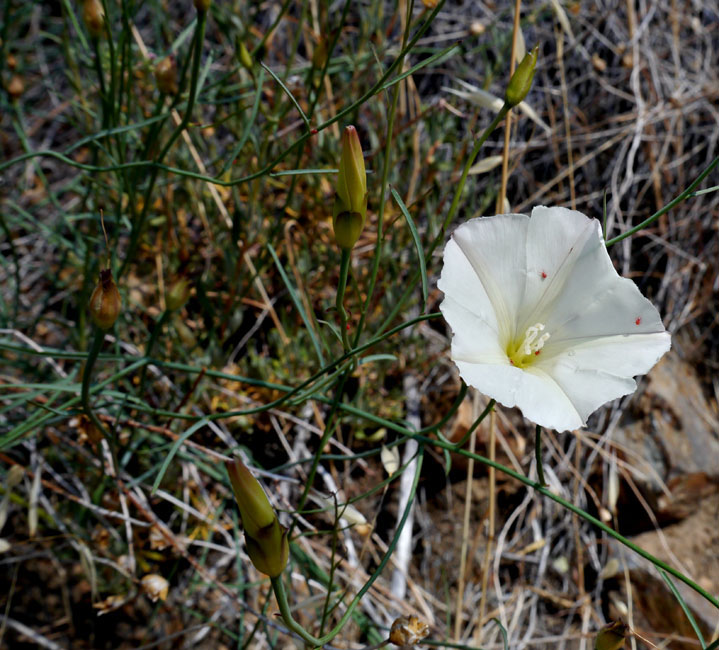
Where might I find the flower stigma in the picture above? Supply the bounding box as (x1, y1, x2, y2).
(507, 323, 550, 368)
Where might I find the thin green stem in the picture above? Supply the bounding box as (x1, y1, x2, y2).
(271, 575, 322, 646)
(336, 249, 351, 353)
(442, 103, 510, 240)
(353, 0, 414, 347)
(119, 9, 207, 278)
(0, 2, 444, 188)
(326, 404, 719, 612)
(450, 399, 495, 449)
(289, 369, 350, 538)
(137, 310, 169, 396)
(92, 39, 109, 129)
(373, 104, 510, 338)
(605, 155, 719, 247)
(534, 424, 546, 487)
(81, 328, 113, 447)
(273, 448, 425, 647)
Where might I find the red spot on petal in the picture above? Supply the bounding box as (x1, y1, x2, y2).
(541, 271, 547, 279)
(509, 359, 514, 365)
(535, 350, 541, 356)
(635, 317, 641, 325)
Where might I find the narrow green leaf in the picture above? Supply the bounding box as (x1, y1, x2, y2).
(151, 417, 210, 495)
(492, 618, 509, 650)
(270, 168, 338, 177)
(260, 61, 310, 129)
(220, 66, 265, 175)
(391, 188, 428, 311)
(267, 243, 325, 365)
(380, 43, 460, 91)
(659, 569, 707, 649)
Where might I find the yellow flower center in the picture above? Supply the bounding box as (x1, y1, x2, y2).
(507, 323, 550, 368)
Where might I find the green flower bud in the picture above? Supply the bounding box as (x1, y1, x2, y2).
(89, 269, 121, 330)
(595, 621, 629, 650)
(336, 126, 367, 215)
(332, 208, 365, 250)
(333, 126, 367, 249)
(244, 520, 289, 578)
(6, 465, 24, 489)
(505, 45, 538, 107)
(238, 41, 253, 73)
(165, 277, 190, 311)
(312, 37, 328, 70)
(226, 458, 288, 577)
(154, 56, 178, 96)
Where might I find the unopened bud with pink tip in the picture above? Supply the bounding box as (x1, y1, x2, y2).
(226, 457, 289, 577)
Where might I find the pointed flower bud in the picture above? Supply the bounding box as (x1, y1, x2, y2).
(89, 269, 121, 330)
(505, 45, 538, 107)
(312, 37, 328, 70)
(154, 56, 178, 96)
(238, 41, 254, 74)
(82, 0, 105, 39)
(333, 126, 367, 249)
(226, 458, 289, 577)
(336, 126, 367, 215)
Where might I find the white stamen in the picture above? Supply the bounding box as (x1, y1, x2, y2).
(522, 323, 550, 355)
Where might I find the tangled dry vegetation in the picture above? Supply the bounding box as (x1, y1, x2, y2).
(1, 0, 718, 648)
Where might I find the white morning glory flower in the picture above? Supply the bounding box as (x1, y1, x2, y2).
(438, 206, 671, 432)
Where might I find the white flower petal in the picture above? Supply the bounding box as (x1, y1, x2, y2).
(450, 215, 530, 342)
(454, 360, 583, 431)
(543, 332, 671, 377)
(443, 297, 507, 363)
(548, 275, 667, 342)
(540, 362, 638, 427)
(438, 237, 499, 333)
(519, 206, 599, 330)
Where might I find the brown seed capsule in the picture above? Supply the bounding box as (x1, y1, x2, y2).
(193, 0, 211, 11)
(389, 615, 430, 647)
(6, 75, 24, 100)
(154, 55, 178, 96)
(595, 620, 629, 650)
(140, 574, 169, 602)
(82, 0, 105, 39)
(89, 269, 122, 330)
